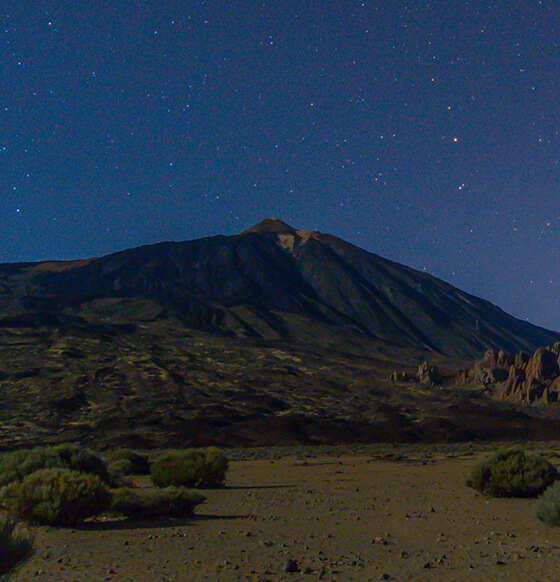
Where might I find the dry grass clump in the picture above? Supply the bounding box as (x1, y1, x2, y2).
(0, 444, 110, 487)
(110, 487, 205, 519)
(0, 518, 32, 578)
(151, 447, 228, 488)
(1, 468, 112, 526)
(466, 447, 557, 498)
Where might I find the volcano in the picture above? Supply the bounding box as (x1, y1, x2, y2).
(2, 218, 556, 359)
(1, 219, 559, 449)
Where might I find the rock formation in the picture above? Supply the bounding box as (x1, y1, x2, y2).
(458, 343, 560, 404)
(390, 362, 442, 386)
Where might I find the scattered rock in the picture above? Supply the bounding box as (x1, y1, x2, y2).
(390, 371, 416, 383)
(282, 559, 300, 573)
(390, 362, 442, 385)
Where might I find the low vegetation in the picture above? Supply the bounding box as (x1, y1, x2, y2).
(0, 444, 215, 528)
(0, 518, 32, 578)
(105, 449, 150, 478)
(466, 447, 558, 497)
(110, 486, 206, 519)
(536, 481, 560, 526)
(151, 447, 228, 488)
(0, 443, 111, 487)
(1, 468, 112, 526)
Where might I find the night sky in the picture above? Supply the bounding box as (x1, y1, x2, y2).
(2, 1, 560, 331)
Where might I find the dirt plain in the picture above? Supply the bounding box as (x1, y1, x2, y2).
(7, 441, 560, 582)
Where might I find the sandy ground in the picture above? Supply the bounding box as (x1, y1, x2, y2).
(9, 444, 560, 582)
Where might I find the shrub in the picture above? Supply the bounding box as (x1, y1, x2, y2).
(202, 447, 229, 487)
(0, 518, 32, 577)
(466, 447, 558, 497)
(52, 443, 111, 482)
(0, 443, 110, 487)
(1, 468, 112, 526)
(151, 447, 228, 488)
(536, 481, 560, 526)
(105, 449, 150, 476)
(110, 487, 205, 519)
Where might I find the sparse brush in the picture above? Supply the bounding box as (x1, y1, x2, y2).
(0, 518, 32, 578)
(1, 468, 112, 526)
(110, 487, 205, 519)
(536, 481, 560, 526)
(151, 447, 228, 488)
(466, 447, 557, 498)
(105, 449, 150, 477)
(0, 443, 111, 487)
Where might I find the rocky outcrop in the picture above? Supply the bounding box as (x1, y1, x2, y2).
(459, 343, 560, 404)
(525, 346, 560, 384)
(501, 364, 525, 401)
(468, 349, 510, 385)
(417, 362, 442, 386)
(390, 362, 442, 386)
(390, 371, 416, 383)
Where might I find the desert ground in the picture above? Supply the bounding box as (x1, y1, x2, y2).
(8, 442, 560, 582)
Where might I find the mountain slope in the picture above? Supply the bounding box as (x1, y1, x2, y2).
(0, 218, 557, 359)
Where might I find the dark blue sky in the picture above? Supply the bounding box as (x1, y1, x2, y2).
(2, 1, 560, 330)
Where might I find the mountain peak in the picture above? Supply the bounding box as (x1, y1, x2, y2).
(241, 218, 297, 235)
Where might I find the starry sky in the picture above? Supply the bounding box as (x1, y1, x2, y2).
(2, 1, 560, 330)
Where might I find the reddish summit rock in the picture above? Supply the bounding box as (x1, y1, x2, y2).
(241, 218, 297, 235)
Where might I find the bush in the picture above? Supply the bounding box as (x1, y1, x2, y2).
(105, 449, 150, 477)
(151, 447, 228, 488)
(466, 447, 558, 497)
(110, 487, 206, 519)
(0, 443, 111, 487)
(536, 481, 560, 526)
(0, 518, 32, 577)
(203, 447, 229, 487)
(1, 468, 112, 526)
